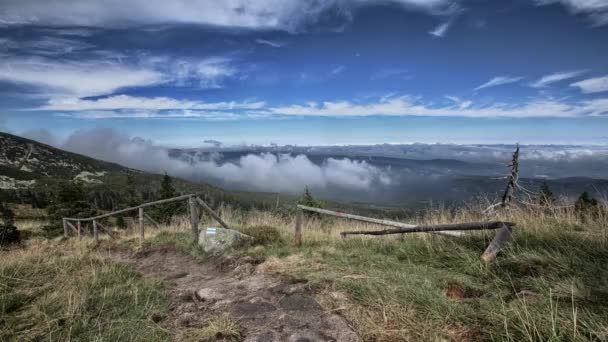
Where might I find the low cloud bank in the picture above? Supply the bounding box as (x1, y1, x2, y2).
(24, 128, 391, 193)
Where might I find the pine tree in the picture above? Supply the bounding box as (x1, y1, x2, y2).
(297, 186, 324, 208)
(0, 199, 19, 246)
(537, 181, 554, 206)
(151, 173, 181, 224)
(43, 181, 97, 237)
(125, 170, 140, 206)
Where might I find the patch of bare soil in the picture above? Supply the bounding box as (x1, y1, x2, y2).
(102, 246, 359, 342)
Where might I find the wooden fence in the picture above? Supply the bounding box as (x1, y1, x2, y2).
(62, 194, 228, 245)
(294, 205, 514, 263)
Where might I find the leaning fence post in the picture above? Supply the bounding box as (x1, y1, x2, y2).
(293, 209, 303, 247)
(139, 207, 144, 245)
(93, 220, 99, 243)
(63, 218, 68, 238)
(77, 220, 81, 239)
(481, 224, 513, 263)
(189, 197, 199, 244)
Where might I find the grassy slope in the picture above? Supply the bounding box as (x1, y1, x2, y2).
(0, 240, 169, 341)
(146, 205, 608, 341)
(4, 204, 608, 341)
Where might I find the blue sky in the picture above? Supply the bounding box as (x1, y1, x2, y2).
(1, 0, 608, 146)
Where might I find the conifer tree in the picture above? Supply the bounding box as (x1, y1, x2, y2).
(297, 186, 324, 208)
(0, 198, 19, 246)
(43, 181, 97, 237)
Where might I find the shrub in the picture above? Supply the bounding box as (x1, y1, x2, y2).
(297, 186, 324, 208)
(240, 225, 283, 245)
(0, 199, 19, 246)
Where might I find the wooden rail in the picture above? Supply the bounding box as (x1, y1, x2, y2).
(63, 193, 228, 245)
(294, 205, 514, 262)
(296, 205, 463, 236)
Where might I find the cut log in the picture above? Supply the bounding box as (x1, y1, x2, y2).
(340, 221, 514, 237)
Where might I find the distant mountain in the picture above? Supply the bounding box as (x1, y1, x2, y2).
(0, 132, 284, 210)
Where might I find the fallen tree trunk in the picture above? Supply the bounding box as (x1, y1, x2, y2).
(340, 221, 514, 237)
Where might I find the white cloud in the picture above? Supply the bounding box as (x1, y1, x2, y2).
(0, 0, 457, 31)
(0, 55, 239, 97)
(429, 21, 451, 37)
(267, 95, 608, 117)
(536, 0, 608, 25)
(34, 128, 391, 193)
(571, 75, 608, 93)
(474, 76, 524, 91)
(530, 70, 586, 88)
(37, 95, 265, 111)
(330, 65, 346, 75)
(0, 58, 164, 97)
(141, 56, 237, 89)
(255, 39, 287, 48)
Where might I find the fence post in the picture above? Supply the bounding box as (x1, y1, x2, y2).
(139, 207, 144, 245)
(93, 220, 99, 243)
(63, 218, 68, 238)
(481, 224, 513, 263)
(77, 220, 81, 239)
(189, 197, 199, 244)
(293, 209, 303, 247)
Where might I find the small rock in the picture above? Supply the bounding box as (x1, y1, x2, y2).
(195, 288, 224, 302)
(233, 263, 255, 279)
(198, 227, 253, 255)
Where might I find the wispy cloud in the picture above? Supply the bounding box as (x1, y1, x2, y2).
(266, 95, 608, 118)
(474, 76, 524, 91)
(429, 21, 451, 37)
(0, 58, 164, 97)
(330, 65, 346, 75)
(529, 70, 586, 88)
(36, 95, 265, 111)
(0, 36, 95, 57)
(0, 0, 458, 32)
(0, 55, 239, 97)
(255, 39, 287, 48)
(536, 0, 608, 26)
(571, 75, 608, 94)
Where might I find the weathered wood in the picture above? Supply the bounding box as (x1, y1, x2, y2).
(293, 209, 303, 246)
(64, 193, 195, 222)
(189, 197, 199, 243)
(77, 220, 81, 239)
(481, 224, 513, 263)
(195, 197, 230, 229)
(340, 221, 514, 237)
(95, 220, 117, 239)
(93, 220, 99, 243)
(143, 212, 160, 228)
(63, 218, 68, 238)
(138, 207, 144, 245)
(65, 220, 78, 233)
(298, 205, 463, 237)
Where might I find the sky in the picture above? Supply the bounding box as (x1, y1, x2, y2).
(1, 0, 608, 146)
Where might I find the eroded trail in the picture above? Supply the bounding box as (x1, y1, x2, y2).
(102, 246, 359, 342)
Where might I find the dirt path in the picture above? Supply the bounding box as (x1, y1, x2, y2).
(103, 246, 359, 342)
